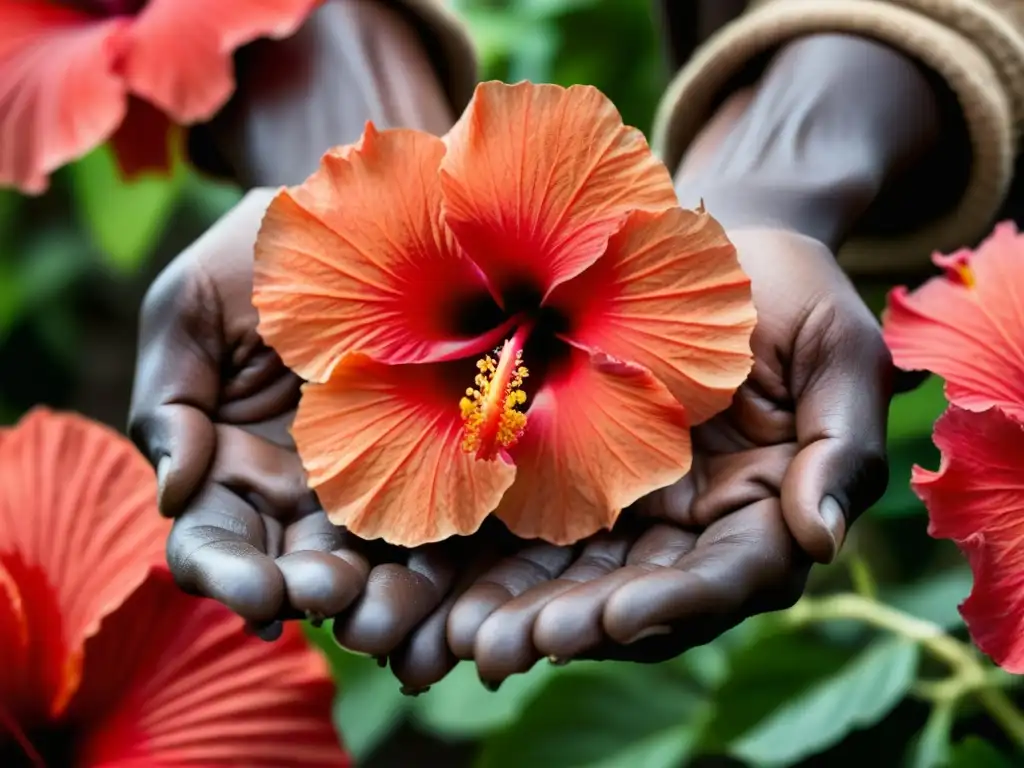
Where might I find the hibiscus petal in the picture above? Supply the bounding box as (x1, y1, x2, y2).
(254, 125, 507, 382)
(0, 409, 168, 718)
(0, 3, 127, 193)
(72, 569, 348, 766)
(440, 81, 678, 301)
(883, 222, 1024, 421)
(293, 354, 517, 546)
(957, 534, 1024, 674)
(912, 406, 1024, 671)
(550, 207, 755, 425)
(496, 348, 691, 545)
(122, 0, 317, 123)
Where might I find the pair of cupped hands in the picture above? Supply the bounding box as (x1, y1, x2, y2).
(129, 186, 896, 693)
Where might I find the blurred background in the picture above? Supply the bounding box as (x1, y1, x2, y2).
(0, 0, 1010, 766)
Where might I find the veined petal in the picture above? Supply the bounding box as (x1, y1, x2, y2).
(550, 207, 755, 425)
(254, 125, 506, 382)
(122, 0, 318, 123)
(73, 569, 349, 766)
(912, 406, 1024, 671)
(440, 81, 678, 301)
(0, 3, 127, 193)
(0, 410, 168, 720)
(958, 535, 1024, 674)
(293, 354, 516, 546)
(883, 222, 1024, 420)
(495, 348, 691, 545)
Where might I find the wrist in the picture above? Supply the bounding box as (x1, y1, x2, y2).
(674, 34, 943, 250)
(194, 0, 454, 188)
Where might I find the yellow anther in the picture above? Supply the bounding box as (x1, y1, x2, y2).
(460, 340, 530, 460)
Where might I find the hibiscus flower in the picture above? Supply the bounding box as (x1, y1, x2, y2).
(883, 222, 1024, 672)
(0, 408, 349, 766)
(253, 80, 756, 548)
(0, 0, 318, 193)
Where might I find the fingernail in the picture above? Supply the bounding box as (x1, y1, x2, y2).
(479, 676, 503, 692)
(547, 655, 570, 667)
(375, 655, 388, 668)
(156, 456, 171, 508)
(400, 685, 431, 697)
(245, 620, 284, 642)
(623, 625, 671, 645)
(818, 496, 845, 562)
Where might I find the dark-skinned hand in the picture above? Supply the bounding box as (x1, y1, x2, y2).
(379, 227, 896, 692)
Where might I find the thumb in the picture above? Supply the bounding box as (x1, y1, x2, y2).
(780, 320, 892, 563)
(128, 260, 220, 517)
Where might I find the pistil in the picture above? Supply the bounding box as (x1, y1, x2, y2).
(460, 323, 532, 460)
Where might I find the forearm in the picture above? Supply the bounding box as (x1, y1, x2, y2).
(674, 34, 948, 250)
(195, 0, 454, 188)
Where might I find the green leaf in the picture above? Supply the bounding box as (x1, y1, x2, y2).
(730, 638, 920, 766)
(0, 227, 91, 340)
(304, 624, 410, 761)
(700, 628, 855, 750)
(69, 143, 183, 273)
(871, 436, 938, 518)
(414, 660, 557, 739)
(0, 188, 21, 245)
(475, 663, 704, 768)
(888, 375, 947, 441)
(885, 567, 973, 630)
(949, 738, 1015, 768)
(905, 701, 955, 768)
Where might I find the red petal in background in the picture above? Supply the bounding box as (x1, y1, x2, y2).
(883, 222, 1024, 421)
(254, 125, 507, 382)
(550, 206, 754, 425)
(122, 0, 318, 123)
(0, 410, 169, 722)
(912, 405, 1024, 671)
(0, 3, 128, 193)
(496, 348, 691, 545)
(440, 81, 678, 302)
(108, 97, 174, 179)
(73, 569, 349, 766)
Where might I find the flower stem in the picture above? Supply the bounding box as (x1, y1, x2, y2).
(785, 593, 1024, 750)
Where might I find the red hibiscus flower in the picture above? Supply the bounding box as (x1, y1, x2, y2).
(253, 81, 756, 548)
(0, 0, 319, 193)
(0, 409, 349, 766)
(883, 222, 1024, 672)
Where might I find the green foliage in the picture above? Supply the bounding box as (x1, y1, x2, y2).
(68, 144, 185, 273)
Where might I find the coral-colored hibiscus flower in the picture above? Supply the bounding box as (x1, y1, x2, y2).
(884, 222, 1024, 672)
(0, 0, 319, 193)
(0, 409, 349, 766)
(253, 81, 756, 548)
(883, 222, 1024, 421)
(911, 406, 1024, 672)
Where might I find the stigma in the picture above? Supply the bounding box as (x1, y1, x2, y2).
(460, 335, 530, 461)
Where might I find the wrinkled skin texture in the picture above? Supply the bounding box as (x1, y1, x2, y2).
(130, 20, 944, 683)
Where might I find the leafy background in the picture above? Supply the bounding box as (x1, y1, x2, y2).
(0, 0, 1019, 766)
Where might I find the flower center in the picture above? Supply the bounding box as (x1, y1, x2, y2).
(460, 324, 532, 461)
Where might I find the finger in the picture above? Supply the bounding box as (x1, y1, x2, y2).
(333, 543, 457, 657)
(389, 550, 501, 692)
(446, 543, 574, 660)
(166, 483, 286, 623)
(276, 517, 371, 620)
(472, 530, 638, 684)
(603, 501, 808, 648)
(782, 320, 891, 563)
(532, 524, 698, 661)
(129, 256, 221, 517)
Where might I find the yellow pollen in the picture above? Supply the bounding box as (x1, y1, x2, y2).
(460, 342, 530, 460)
(955, 263, 976, 289)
